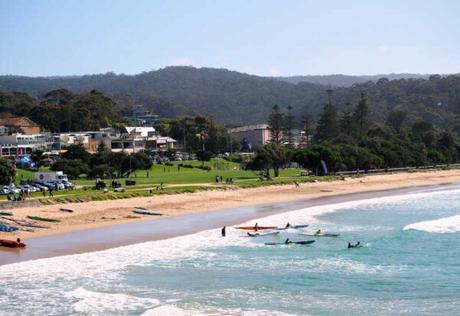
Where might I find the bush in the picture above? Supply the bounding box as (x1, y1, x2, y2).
(223, 154, 242, 163)
(196, 165, 211, 171)
(178, 163, 194, 168)
(0, 158, 15, 185)
(51, 158, 89, 179)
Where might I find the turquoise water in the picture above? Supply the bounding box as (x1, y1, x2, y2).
(1, 188, 460, 315)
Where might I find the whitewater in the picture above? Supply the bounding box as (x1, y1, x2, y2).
(1, 187, 460, 315)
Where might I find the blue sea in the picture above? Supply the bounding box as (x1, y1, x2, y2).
(1, 187, 460, 315)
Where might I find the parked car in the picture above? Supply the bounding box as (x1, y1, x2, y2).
(36, 181, 56, 190)
(61, 181, 74, 189)
(50, 181, 65, 190)
(7, 185, 20, 194)
(0, 186, 10, 195)
(33, 183, 49, 192)
(20, 185, 37, 193)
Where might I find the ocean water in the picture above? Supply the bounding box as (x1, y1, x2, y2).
(1, 188, 460, 315)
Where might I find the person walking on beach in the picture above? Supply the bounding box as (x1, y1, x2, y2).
(221, 226, 226, 237)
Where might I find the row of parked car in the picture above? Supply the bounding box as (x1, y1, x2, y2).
(0, 180, 74, 195)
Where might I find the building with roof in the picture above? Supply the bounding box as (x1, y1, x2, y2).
(0, 117, 41, 135)
(126, 109, 159, 126)
(0, 133, 51, 157)
(125, 126, 156, 137)
(229, 124, 271, 151)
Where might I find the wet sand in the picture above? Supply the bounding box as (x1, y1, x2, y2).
(1, 180, 459, 265)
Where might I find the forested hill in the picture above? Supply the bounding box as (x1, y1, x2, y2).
(276, 73, 431, 87)
(1, 67, 460, 129)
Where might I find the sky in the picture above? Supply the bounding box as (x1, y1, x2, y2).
(1, 0, 459, 77)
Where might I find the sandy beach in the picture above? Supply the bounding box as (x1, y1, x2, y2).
(2, 169, 460, 242)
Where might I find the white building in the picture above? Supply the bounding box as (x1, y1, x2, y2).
(0, 133, 51, 157)
(125, 127, 156, 137)
(229, 124, 271, 151)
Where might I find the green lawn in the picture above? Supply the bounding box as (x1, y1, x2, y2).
(72, 159, 303, 186)
(5, 158, 320, 203)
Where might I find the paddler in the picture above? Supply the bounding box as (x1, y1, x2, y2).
(284, 238, 291, 244)
(315, 229, 321, 235)
(221, 226, 226, 237)
(348, 242, 352, 248)
(254, 222, 259, 231)
(285, 222, 291, 228)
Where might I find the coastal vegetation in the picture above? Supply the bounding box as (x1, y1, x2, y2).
(1, 67, 460, 128)
(247, 93, 459, 175)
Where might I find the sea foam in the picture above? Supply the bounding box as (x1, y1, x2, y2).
(403, 215, 460, 233)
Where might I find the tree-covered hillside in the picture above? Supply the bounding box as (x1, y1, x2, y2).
(1, 67, 460, 130)
(276, 73, 431, 87)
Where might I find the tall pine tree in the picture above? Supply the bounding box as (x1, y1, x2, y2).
(352, 93, 369, 138)
(268, 105, 285, 145)
(314, 92, 339, 143)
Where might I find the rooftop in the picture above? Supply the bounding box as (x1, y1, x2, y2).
(229, 124, 269, 133)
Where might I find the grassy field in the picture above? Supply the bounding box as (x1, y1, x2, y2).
(4, 159, 331, 204)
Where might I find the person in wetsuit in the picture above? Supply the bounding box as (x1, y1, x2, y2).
(221, 226, 226, 237)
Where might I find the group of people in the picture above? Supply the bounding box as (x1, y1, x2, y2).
(215, 175, 234, 184)
(149, 182, 164, 193)
(348, 241, 362, 248)
(7, 189, 31, 201)
(222, 223, 364, 250)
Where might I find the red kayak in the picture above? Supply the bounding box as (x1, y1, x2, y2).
(0, 239, 26, 248)
(235, 226, 276, 231)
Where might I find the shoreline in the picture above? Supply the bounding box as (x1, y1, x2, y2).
(2, 169, 460, 241)
(1, 170, 460, 264)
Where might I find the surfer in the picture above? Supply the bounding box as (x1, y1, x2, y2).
(285, 222, 291, 228)
(315, 229, 321, 235)
(284, 238, 291, 244)
(221, 226, 226, 237)
(254, 222, 259, 231)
